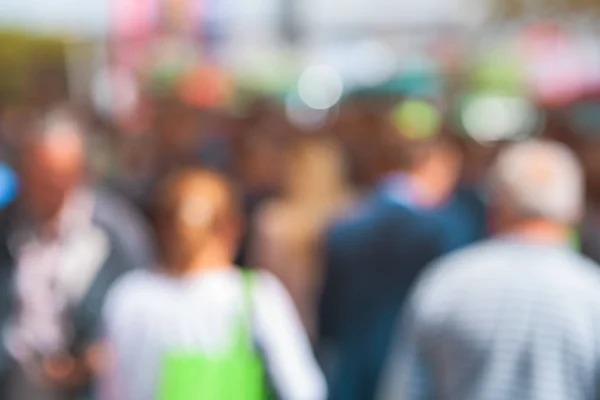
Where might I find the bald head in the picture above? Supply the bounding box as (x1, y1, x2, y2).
(19, 111, 87, 221)
(491, 140, 583, 225)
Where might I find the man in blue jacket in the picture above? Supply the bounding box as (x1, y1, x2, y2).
(319, 101, 485, 400)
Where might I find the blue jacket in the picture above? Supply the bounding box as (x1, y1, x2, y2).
(319, 184, 485, 400)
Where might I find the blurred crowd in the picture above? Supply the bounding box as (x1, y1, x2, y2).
(3, 38, 600, 399)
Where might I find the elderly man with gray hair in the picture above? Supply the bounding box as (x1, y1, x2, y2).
(0, 109, 150, 399)
(378, 140, 600, 400)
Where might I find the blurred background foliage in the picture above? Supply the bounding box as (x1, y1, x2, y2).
(0, 30, 68, 107)
(492, 0, 600, 20)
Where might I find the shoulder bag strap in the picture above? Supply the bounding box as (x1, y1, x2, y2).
(239, 270, 257, 348)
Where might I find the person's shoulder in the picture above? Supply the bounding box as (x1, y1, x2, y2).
(413, 240, 600, 301)
(92, 185, 127, 214)
(92, 185, 148, 227)
(326, 194, 378, 236)
(431, 239, 502, 267)
(409, 240, 502, 297)
(104, 270, 160, 318)
(248, 269, 284, 292)
(556, 250, 600, 291)
(107, 269, 152, 297)
(245, 269, 290, 304)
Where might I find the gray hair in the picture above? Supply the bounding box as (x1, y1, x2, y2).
(18, 106, 89, 173)
(40, 107, 85, 142)
(491, 140, 584, 224)
(23, 106, 86, 151)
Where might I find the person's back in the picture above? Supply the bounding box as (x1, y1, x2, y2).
(320, 194, 445, 343)
(319, 102, 480, 400)
(386, 238, 600, 400)
(321, 197, 447, 400)
(319, 102, 463, 348)
(104, 267, 324, 400)
(100, 169, 326, 400)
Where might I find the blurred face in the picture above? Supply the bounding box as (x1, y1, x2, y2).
(20, 143, 84, 221)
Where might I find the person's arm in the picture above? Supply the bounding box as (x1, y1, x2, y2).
(254, 272, 327, 400)
(377, 298, 433, 400)
(41, 343, 108, 391)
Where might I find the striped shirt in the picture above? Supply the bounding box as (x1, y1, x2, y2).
(378, 237, 600, 400)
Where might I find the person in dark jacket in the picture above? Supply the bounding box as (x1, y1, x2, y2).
(0, 111, 138, 399)
(318, 101, 484, 400)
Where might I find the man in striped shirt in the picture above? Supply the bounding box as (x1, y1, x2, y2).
(379, 140, 600, 400)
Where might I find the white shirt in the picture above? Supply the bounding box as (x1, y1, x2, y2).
(5, 189, 101, 363)
(101, 268, 327, 400)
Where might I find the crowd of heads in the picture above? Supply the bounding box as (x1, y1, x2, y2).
(0, 55, 598, 399)
(2, 90, 595, 249)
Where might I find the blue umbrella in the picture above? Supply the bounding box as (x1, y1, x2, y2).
(0, 164, 18, 209)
